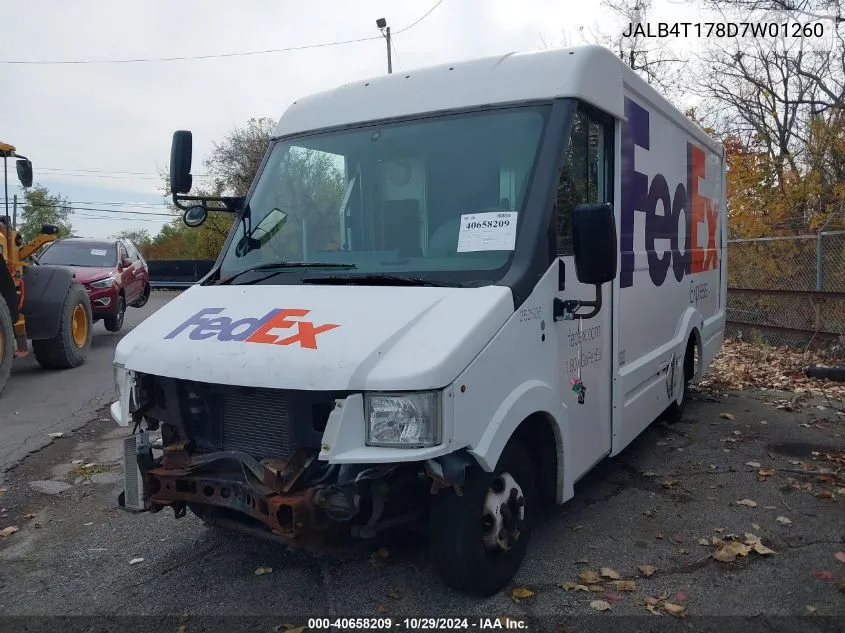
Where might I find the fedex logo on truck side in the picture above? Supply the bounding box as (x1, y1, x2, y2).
(620, 97, 721, 289)
(165, 308, 339, 349)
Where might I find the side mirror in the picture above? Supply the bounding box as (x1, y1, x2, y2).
(40, 224, 59, 235)
(183, 205, 208, 228)
(572, 202, 617, 285)
(16, 159, 33, 188)
(170, 130, 193, 194)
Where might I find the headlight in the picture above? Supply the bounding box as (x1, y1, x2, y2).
(90, 274, 116, 289)
(114, 363, 128, 401)
(365, 392, 442, 448)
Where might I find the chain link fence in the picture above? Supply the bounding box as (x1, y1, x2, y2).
(726, 231, 845, 357)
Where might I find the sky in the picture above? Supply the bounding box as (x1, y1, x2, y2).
(1, 0, 709, 241)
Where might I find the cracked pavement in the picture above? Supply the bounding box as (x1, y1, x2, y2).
(0, 381, 843, 627)
(0, 292, 177, 479)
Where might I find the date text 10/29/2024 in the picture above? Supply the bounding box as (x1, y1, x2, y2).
(307, 617, 528, 630)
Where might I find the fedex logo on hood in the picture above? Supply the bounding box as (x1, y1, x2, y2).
(165, 308, 339, 349)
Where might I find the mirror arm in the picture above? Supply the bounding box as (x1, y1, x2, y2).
(552, 284, 602, 321)
(172, 193, 244, 213)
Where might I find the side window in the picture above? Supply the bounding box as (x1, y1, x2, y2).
(118, 244, 129, 263)
(555, 109, 612, 255)
(126, 241, 140, 262)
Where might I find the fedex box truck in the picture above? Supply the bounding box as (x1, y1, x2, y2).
(112, 45, 726, 596)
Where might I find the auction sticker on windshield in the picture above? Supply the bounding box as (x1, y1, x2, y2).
(457, 212, 518, 252)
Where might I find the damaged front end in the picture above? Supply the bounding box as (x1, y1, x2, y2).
(117, 373, 464, 545)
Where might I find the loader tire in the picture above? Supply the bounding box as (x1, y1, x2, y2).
(0, 297, 13, 395)
(32, 283, 92, 370)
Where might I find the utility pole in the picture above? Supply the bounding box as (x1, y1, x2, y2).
(376, 18, 392, 74)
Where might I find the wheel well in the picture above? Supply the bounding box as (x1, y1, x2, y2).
(511, 412, 558, 507)
(686, 329, 701, 379)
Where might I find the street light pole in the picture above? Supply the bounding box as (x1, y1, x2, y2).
(376, 18, 392, 74)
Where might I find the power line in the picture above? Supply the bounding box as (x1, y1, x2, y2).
(2, 198, 170, 208)
(0, 0, 445, 66)
(36, 166, 209, 176)
(3, 200, 174, 217)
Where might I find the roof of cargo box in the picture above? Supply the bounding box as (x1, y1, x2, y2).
(273, 45, 722, 155)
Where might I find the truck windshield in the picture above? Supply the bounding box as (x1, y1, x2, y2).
(219, 105, 550, 285)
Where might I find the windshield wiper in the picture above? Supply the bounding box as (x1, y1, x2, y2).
(300, 273, 457, 287)
(218, 261, 357, 285)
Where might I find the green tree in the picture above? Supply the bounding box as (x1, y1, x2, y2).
(111, 229, 151, 248)
(19, 185, 72, 242)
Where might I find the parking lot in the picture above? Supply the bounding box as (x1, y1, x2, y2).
(0, 292, 843, 630)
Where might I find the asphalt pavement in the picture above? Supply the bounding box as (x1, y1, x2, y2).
(0, 387, 842, 629)
(0, 292, 176, 478)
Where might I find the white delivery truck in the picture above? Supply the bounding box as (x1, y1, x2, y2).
(112, 44, 726, 596)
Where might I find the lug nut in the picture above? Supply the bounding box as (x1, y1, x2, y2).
(491, 476, 505, 494)
(482, 514, 495, 532)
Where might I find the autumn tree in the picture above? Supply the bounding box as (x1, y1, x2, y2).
(18, 185, 72, 242)
(111, 229, 151, 248)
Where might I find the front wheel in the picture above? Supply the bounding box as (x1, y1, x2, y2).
(104, 294, 126, 332)
(428, 442, 536, 596)
(32, 283, 92, 369)
(662, 342, 695, 424)
(132, 283, 150, 308)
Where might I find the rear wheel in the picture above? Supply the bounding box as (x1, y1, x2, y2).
(0, 297, 14, 395)
(104, 294, 126, 332)
(32, 283, 92, 369)
(132, 283, 150, 308)
(663, 340, 695, 424)
(428, 441, 536, 596)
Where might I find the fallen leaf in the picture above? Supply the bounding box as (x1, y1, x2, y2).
(645, 596, 661, 606)
(388, 589, 402, 600)
(732, 430, 742, 436)
(590, 600, 611, 611)
(737, 498, 757, 507)
(613, 580, 637, 592)
(764, 505, 777, 510)
(698, 538, 709, 546)
(0, 526, 19, 538)
(511, 587, 534, 600)
(176, 626, 186, 633)
(71, 460, 83, 465)
(558, 581, 588, 592)
(589, 584, 605, 592)
(776, 516, 792, 525)
(573, 558, 588, 564)
(579, 570, 601, 584)
(713, 527, 725, 533)
(129, 557, 144, 565)
(752, 523, 761, 531)
(645, 604, 661, 615)
(712, 541, 751, 562)
(745, 461, 762, 468)
(838, 579, 845, 593)
(638, 564, 656, 577)
(815, 491, 834, 500)
(805, 606, 817, 615)
(663, 602, 687, 617)
(24, 513, 36, 520)
(600, 567, 622, 580)
(274, 626, 304, 633)
(661, 479, 678, 489)
(47, 432, 64, 438)
(655, 533, 664, 540)
(642, 471, 657, 477)
(676, 591, 687, 602)
(758, 469, 776, 477)
(604, 592, 624, 604)
(643, 510, 654, 517)
(835, 551, 845, 564)
(254, 566, 272, 575)
(720, 413, 735, 420)
(813, 571, 833, 581)
(376, 604, 388, 614)
(752, 542, 776, 555)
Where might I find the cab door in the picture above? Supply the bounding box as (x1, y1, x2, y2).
(553, 106, 616, 483)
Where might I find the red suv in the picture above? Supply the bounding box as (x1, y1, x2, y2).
(37, 237, 151, 332)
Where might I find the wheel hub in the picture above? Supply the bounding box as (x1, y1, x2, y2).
(481, 472, 525, 552)
(71, 304, 88, 349)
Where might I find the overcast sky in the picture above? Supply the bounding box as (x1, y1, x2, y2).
(1, 0, 707, 241)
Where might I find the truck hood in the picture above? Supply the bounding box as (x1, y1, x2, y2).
(53, 266, 115, 283)
(115, 283, 514, 391)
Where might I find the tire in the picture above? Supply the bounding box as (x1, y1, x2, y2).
(0, 297, 14, 395)
(428, 441, 536, 596)
(104, 294, 126, 332)
(132, 283, 150, 308)
(663, 342, 695, 424)
(32, 282, 92, 370)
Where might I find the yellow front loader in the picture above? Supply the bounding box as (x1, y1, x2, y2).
(1, 141, 93, 396)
